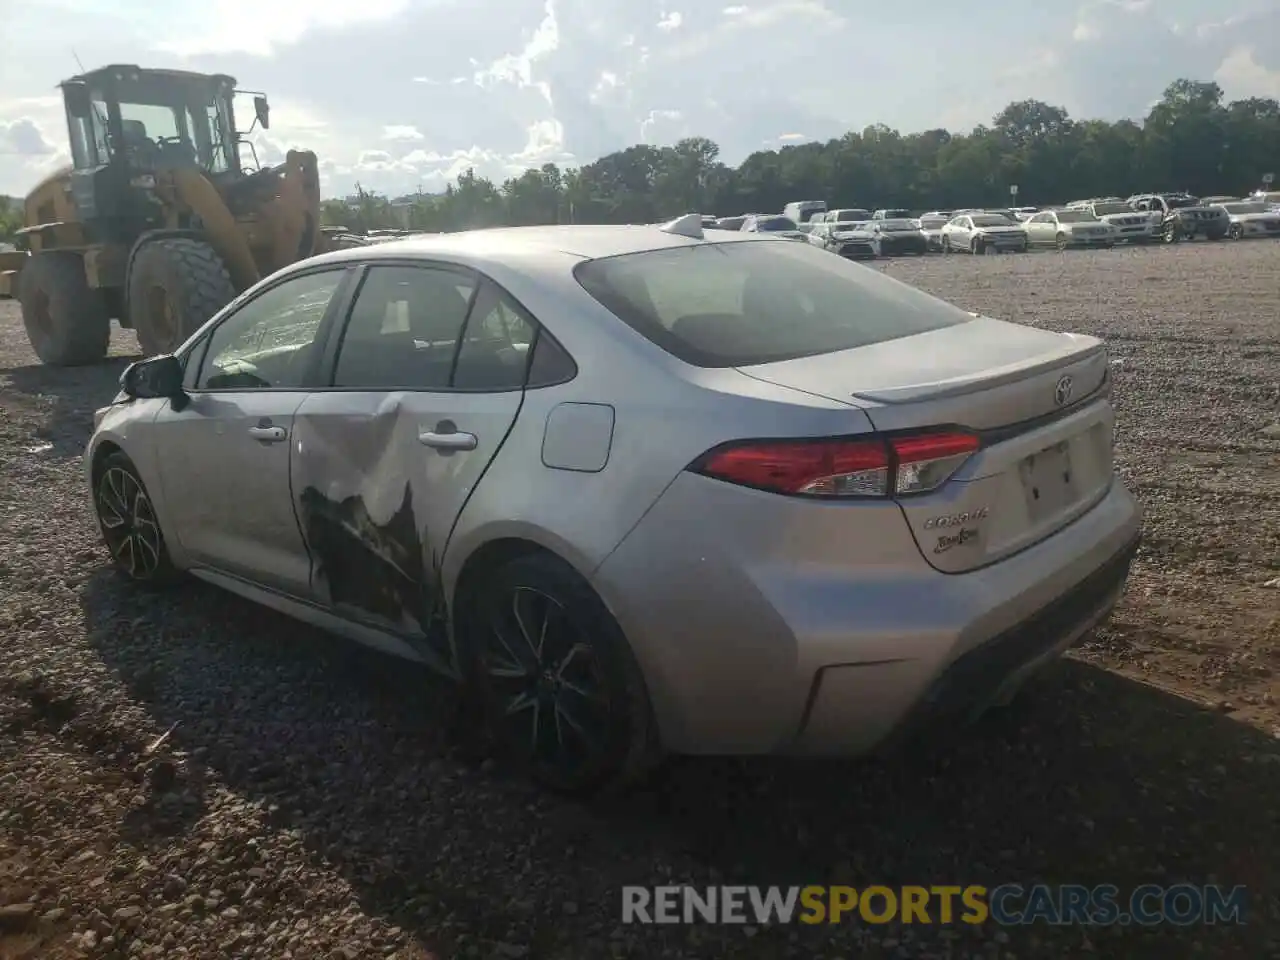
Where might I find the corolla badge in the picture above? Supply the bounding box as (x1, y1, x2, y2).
(1054, 375, 1074, 407)
(923, 507, 989, 530)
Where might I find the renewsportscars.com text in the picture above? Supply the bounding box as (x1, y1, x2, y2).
(621, 884, 1247, 926)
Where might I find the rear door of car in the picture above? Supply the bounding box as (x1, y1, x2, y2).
(287, 261, 552, 673)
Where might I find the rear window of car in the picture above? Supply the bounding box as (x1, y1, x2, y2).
(573, 239, 975, 368)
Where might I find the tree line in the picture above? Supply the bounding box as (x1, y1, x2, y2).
(0, 197, 22, 243)
(321, 79, 1280, 235)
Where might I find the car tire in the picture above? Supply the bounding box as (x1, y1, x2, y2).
(941, 236, 951, 253)
(1229, 224, 1243, 239)
(93, 450, 182, 587)
(970, 237, 983, 255)
(454, 551, 663, 795)
(1055, 232, 1069, 251)
(1163, 223, 1180, 243)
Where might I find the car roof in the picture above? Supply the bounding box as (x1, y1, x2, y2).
(299, 223, 765, 273)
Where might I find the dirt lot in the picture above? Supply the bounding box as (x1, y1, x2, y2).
(1, 241, 1278, 960)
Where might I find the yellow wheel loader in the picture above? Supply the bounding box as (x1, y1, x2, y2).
(0, 64, 362, 366)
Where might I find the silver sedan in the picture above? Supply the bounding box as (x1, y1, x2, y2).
(87, 218, 1142, 793)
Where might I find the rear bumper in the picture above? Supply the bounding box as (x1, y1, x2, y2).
(593, 473, 1142, 756)
(824, 532, 1138, 754)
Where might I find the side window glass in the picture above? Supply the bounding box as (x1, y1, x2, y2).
(333, 265, 476, 389)
(526, 331, 577, 387)
(197, 270, 343, 390)
(452, 280, 539, 391)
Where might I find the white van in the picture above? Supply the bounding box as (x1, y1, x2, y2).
(783, 200, 828, 232)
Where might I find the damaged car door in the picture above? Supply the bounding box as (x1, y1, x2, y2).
(153, 267, 350, 595)
(289, 262, 531, 673)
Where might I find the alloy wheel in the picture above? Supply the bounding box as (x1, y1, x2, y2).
(96, 466, 164, 578)
(478, 586, 612, 778)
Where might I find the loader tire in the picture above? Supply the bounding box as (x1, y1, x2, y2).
(19, 252, 110, 366)
(128, 237, 237, 356)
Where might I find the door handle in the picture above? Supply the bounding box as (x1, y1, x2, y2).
(419, 429, 477, 451)
(248, 426, 287, 442)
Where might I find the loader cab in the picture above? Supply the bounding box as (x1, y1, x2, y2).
(61, 65, 252, 240)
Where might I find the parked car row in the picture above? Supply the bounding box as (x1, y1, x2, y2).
(695, 188, 1280, 261)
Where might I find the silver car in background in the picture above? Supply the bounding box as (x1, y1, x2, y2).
(917, 215, 950, 251)
(87, 219, 1140, 794)
(808, 216, 877, 259)
(1217, 200, 1280, 239)
(1023, 209, 1117, 250)
(742, 214, 808, 241)
(940, 213, 1029, 253)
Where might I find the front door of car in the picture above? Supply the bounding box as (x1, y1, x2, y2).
(1026, 213, 1049, 244)
(288, 263, 540, 674)
(152, 266, 353, 596)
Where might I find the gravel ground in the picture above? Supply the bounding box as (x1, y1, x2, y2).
(1, 241, 1278, 960)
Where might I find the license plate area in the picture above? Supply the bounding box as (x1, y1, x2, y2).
(1019, 441, 1078, 523)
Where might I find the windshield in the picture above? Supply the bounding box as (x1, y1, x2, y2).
(971, 215, 1014, 227)
(1056, 211, 1100, 223)
(91, 78, 237, 175)
(878, 219, 917, 231)
(831, 210, 870, 222)
(1223, 202, 1269, 214)
(1164, 196, 1199, 209)
(718, 217, 746, 230)
(831, 222, 867, 231)
(1091, 202, 1131, 215)
(756, 216, 797, 231)
(574, 240, 974, 368)
(919, 217, 947, 228)
(879, 210, 910, 219)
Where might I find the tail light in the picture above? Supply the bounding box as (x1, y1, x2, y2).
(689, 431, 980, 498)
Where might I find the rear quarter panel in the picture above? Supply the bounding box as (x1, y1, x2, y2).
(440, 260, 877, 597)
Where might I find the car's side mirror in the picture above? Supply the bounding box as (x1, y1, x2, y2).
(121, 354, 185, 401)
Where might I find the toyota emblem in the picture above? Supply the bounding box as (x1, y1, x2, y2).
(1054, 375, 1074, 407)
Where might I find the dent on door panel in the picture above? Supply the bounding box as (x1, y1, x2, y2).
(291, 394, 445, 642)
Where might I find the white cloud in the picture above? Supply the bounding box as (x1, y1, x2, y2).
(473, 0, 560, 93)
(657, 11, 683, 30)
(723, 5, 748, 14)
(383, 125, 425, 142)
(152, 0, 411, 56)
(1214, 46, 1280, 99)
(0, 118, 56, 156)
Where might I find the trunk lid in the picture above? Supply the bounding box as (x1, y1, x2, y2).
(738, 316, 1115, 572)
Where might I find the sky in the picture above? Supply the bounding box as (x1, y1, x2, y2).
(2, 0, 1279, 200)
